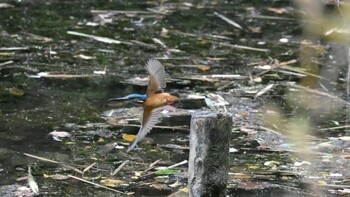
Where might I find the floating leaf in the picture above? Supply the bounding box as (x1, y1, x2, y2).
(49, 131, 71, 138)
(0, 52, 14, 56)
(264, 160, 280, 166)
(266, 73, 280, 78)
(248, 165, 260, 169)
(8, 88, 24, 96)
(154, 176, 169, 183)
(169, 180, 180, 188)
(179, 188, 189, 193)
(123, 134, 137, 142)
(100, 179, 127, 187)
(197, 65, 210, 71)
(232, 174, 252, 179)
(150, 183, 168, 190)
(317, 180, 327, 185)
(28, 167, 39, 194)
(75, 54, 96, 60)
(155, 169, 181, 175)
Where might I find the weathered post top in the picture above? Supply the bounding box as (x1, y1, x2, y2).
(188, 111, 232, 197)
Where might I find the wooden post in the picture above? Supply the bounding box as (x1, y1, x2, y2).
(188, 111, 232, 197)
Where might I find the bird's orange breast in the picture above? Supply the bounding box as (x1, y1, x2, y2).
(143, 93, 179, 109)
(143, 93, 168, 108)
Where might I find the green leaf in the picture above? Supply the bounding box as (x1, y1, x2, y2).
(154, 169, 181, 175)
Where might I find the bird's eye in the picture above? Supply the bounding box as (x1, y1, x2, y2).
(155, 90, 163, 94)
(166, 97, 174, 104)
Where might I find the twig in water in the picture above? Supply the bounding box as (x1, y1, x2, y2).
(144, 159, 162, 173)
(67, 31, 132, 45)
(0, 60, 14, 67)
(220, 42, 269, 52)
(111, 160, 129, 176)
(83, 162, 97, 174)
(318, 124, 350, 131)
(259, 126, 283, 136)
(246, 15, 297, 21)
(279, 65, 328, 80)
(213, 12, 242, 29)
(68, 175, 127, 195)
(130, 40, 157, 49)
(24, 153, 83, 174)
(0, 47, 30, 51)
(91, 10, 151, 15)
(289, 83, 350, 106)
(254, 84, 274, 99)
(143, 160, 188, 177)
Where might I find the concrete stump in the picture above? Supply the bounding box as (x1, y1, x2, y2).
(188, 111, 232, 197)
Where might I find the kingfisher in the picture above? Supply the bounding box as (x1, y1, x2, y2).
(109, 59, 180, 152)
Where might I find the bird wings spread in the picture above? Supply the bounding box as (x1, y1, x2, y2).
(127, 107, 162, 152)
(146, 59, 166, 95)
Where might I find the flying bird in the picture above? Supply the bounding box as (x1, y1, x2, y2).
(109, 59, 179, 152)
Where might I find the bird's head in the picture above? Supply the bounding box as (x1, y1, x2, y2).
(166, 91, 180, 105)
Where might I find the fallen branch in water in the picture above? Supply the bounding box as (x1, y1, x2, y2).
(111, 160, 129, 176)
(213, 12, 243, 29)
(220, 42, 269, 52)
(318, 125, 350, 131)
(68, 175, 127, 194)
(289, 83, 350, 106)
(24, 153, 83, 174)
(67, 31, 132, 45)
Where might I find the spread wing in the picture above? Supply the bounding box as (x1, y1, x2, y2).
(127, 108, 162, 152)
(146, 59, 166, 96)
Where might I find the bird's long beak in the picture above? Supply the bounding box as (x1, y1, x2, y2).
(170, 91, 180, 99)
(167, 91, 180, 104)
(108, 96, 129, 102)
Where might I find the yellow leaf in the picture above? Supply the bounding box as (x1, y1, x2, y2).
(102, 183, 116, 187)
(169, 180, 180, 188)
(123, 134, 137, 142)
(97, 138, 104, 143)
(317, 180, 327, 185)
(248, 165, 260, 169)
(232, 175, 252, 179)
(198, 65, 210, 71)
(100, 179, 127, 187)
(0, 52, 14, 56)
(89, 156, 98, 160)
(179, 188, 189, 193)
(8, 88, 24, 96)
(65, 141, 76, 145)
(150, 183, 167, 190)
(127, 192, 135, 196)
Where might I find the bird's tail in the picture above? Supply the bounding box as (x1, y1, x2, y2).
(126, 139, 138, 152)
